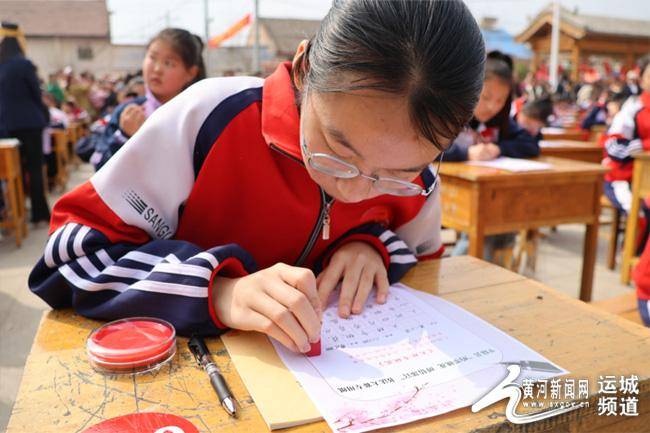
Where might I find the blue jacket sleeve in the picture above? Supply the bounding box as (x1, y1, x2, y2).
(498, 118, 540, 159)
(581, 106, 607, 130)
(314, 223, 418, 284)
(442, 141, 470, 162)
(28, 223, 257, 336)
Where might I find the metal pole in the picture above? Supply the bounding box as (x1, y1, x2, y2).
(204, 0, 210, 76)
(549, 1, 560, 91)
(204, 0, 210, 43)
(253, 0, 260, 73)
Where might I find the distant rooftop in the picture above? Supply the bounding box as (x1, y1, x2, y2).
(0, 0, 110, 38)
(258, 17, 321, 55)
(517, 4, 650, 41)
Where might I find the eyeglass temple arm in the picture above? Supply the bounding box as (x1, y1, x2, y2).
(421, 152, 444, 196)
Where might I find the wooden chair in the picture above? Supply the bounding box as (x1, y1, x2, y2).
(621, 153, 650, 284)
(66, 124, 77, 155)
(67, 122, 85, 167)
(50, 129, 69, 191)
(0, 139, 28, 246)
(492, 246, 515, 271)
(513, 229, 539, 274)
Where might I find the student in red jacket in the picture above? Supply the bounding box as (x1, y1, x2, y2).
(28, 0, 486, 353)
(624, 55, 650, 326)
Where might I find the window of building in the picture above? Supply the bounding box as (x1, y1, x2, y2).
(78, 46, 93, 60)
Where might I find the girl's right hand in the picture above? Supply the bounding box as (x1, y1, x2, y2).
(468, 143, 500, 161)
(212, 263, 322, 353)
(468, 143, 490, 161)
(119, 104, 146, 137)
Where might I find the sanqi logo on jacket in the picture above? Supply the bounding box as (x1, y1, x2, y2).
(122, 190, 173, 239)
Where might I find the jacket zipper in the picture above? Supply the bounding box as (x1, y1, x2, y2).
(269, 144, 335, 266)
(295, 189, 334, 266)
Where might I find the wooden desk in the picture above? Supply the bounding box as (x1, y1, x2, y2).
(540, 140, 603, 164)
(440, 157, 607, 301)
(6, 256, 650, 433)
(542, 127, 589, 142)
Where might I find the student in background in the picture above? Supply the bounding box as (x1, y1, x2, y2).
(625, 69, 641, 97)
(66, 72, 95, 119)
(43, 92, 68, 129)
(580, 84, 608, 130)
(602, 56, 650, 213)
(604, 92, 627, 125)
(580, 91, 628, 131)
(603, 55, 650, 274)
(445, 51, 540, 162)
(548, 93, 579, 128)
(448, 52, 540, 261)
(61, 99, 89, 124)
(28, 0, 486, 353)
(46, 72, 65, 106)
(517, 98, 553, 138)
(91, 28, 205, 170)
(42, 92, 68, 188)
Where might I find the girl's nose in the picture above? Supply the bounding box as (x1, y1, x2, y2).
(337, 177, 373, 203)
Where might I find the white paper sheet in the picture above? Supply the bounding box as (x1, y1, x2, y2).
(541, 127, 567, 134)
(272, 284, 568, 433)
(465, 157, 553, 172)
(539, 140, 568, 148)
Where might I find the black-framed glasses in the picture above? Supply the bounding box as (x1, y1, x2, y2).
(301, 135, 443, 197)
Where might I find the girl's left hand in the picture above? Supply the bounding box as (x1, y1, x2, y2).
(317, 241, 390, 318)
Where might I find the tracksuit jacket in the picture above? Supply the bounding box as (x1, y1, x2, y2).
(28, 63, 444, 336)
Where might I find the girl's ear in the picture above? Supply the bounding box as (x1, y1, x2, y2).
(291, 39, 309, 92)
(186, 65, 199, 84)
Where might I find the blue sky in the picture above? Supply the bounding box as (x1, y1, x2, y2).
(107, 0, 650, 46)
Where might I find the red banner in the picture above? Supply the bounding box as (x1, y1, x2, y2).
(208, 13, 252, 48)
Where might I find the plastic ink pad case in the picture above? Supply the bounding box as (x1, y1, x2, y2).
(86, 317, 176, 374)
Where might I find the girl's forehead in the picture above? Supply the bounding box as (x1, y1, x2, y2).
(311, 90, 413, 137)
(308, 90, 439, 163)
(148, 39, 180, 58)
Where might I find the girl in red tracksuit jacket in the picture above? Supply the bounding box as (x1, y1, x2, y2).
(619, 55, 650, 326)
(28, 0, 486, 354)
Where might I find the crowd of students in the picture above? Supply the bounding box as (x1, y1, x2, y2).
(1, 1, 650, 351)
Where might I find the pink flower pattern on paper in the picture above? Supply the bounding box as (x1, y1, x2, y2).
(332, 383, 459, 432)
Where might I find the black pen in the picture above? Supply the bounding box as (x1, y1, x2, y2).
(188, 336, 237, 417)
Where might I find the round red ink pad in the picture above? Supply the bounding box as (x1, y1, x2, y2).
(81, 412, 199, 433)
(86, 317, 176, 374)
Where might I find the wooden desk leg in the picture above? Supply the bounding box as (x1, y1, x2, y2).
(7, 177, 21, 247)
(468, 230, 485, 259)
(17, 175, 27, 239)
(607, 208, 621, 270)
(580, 222, 599, 301)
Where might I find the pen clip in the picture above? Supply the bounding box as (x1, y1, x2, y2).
(188, 335, 209, 367)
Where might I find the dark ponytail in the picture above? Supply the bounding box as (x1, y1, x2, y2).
(148, 28, 206, 86)
(482, 50, 514, 135)
(297, 0, 485, 151)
